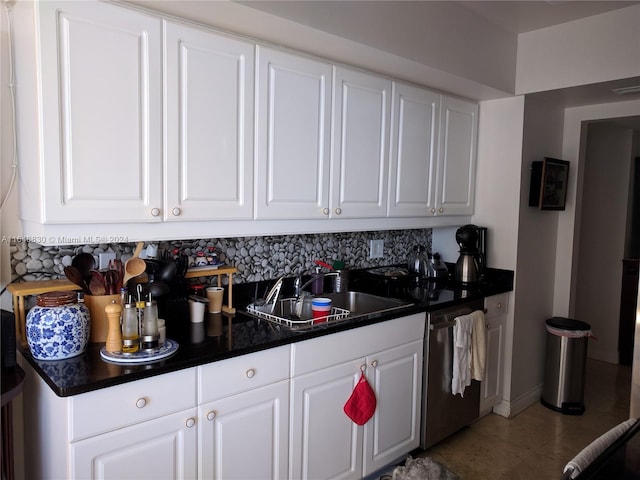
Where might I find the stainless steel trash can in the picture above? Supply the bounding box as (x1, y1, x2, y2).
(541, 317, 591, 415)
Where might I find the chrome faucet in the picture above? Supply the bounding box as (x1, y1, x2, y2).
(293, 271, 340, 297)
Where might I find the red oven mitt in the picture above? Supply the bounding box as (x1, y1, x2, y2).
(343, 371, 377, 425)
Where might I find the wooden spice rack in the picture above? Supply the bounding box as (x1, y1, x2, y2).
(7, 279, 82, 348)
(185, 265, 237, 315)
(7, 266, 238, 348)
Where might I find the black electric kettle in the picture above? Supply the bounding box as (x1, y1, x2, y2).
(454, 225, 486, 285)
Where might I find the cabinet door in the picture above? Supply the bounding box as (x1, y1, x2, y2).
(38, 1, 162, 223)
(435, 96, 478, 216)
(164, 22, 254, 221)
(331, 67, 391, 218)
(199, 381, 289, 480)
(363, 340, 423, 476)
(70, 408, 197, 480)
(388, 83, 440, 217)
(480, 294, 508, 415)
(256, 46, 332, 219)
(290, 360, 364, 480)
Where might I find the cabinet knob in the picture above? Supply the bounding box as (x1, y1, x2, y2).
(322, 208, 330, 216)
(245, 368, 256, 378)
(496, 302, 502, 309)
(172, 207, 182, 216)
(186, 417, 196, 428)
(430, 208, 436, 214)
(207, 411, 216, 421)
(150, 208, 161, 217)
(438, 207, 444, 213)
(334, 208, 342, 215)
(135, 397, 147, 409)
(370, 360, 378, 368)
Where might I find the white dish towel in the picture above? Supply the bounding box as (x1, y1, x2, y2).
(452, 313, 473, 397)
(452, 310, 486, 397)
(471, 310, 486, 381)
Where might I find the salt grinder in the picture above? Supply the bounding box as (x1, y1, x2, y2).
(105, 303, 123, 353)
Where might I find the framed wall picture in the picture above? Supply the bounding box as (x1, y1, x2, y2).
(529, 157, 570, 210)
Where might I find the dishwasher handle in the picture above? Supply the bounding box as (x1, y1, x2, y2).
(429, 319, 457, 330)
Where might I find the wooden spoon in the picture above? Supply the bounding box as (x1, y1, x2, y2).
(123, 242, 146, 286)
(64, 266, 89, 294)
(88, 271, 107, 296)
(72, 252, 96, 282)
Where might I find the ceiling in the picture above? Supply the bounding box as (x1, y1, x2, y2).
(457, 1, 640, 34)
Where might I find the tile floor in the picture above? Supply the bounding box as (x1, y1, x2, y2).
(418, 359, 633, 479)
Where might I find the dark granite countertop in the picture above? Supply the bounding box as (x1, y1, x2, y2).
(19, 267, 513, 397)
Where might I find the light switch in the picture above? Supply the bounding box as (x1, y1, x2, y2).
(98, 252, 116, 270)
(369, 239, 384, 259)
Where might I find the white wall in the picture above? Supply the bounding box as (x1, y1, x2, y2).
(505, 96, 565, 413)
(472, 96, 525, 416)
(473, 97, 523, 271)
(0, 1, 21, 305)
(516, 4, 640, 94)
(574, 123, 633, 363)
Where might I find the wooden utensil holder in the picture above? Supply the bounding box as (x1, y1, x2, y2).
(84, 294, 121, 343)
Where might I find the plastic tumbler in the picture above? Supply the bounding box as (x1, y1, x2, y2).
(312, 298, 332, 324)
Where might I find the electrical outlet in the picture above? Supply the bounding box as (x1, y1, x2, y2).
(98, 252, 116, 270)
(369, 239, 384, 259)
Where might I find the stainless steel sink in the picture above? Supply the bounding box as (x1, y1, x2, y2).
(245, 291, 413, 330)
(321, 291, 413, 316)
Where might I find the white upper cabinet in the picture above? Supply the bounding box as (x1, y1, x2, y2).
(164, 21, 254, 221)
(331, 67, 391, 218)
(255, 46, 332, 219)
(435, 95, 478, 216)
(388, 82, 440, 217)
(34, 1, 163, 223)
(14, 0, 479, 241)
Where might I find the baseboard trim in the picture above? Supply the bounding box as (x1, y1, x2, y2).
(493, 385, 543, 418)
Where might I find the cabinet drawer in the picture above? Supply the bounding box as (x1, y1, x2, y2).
(292, 313, 425, 377)
(484, 293, 508, 320)
(70, 368, 196, 441)
(198, 345, 291, 403)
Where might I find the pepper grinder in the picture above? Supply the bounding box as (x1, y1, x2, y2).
(105, 303, 123, 353)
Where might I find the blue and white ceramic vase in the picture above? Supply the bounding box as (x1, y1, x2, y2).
(26, 291, 90, 361)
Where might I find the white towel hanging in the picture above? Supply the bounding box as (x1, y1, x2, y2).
(471, 310, 486, 381)
(451, 313, 473, 396)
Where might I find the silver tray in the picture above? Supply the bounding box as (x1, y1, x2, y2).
(100, 339, 179, 364)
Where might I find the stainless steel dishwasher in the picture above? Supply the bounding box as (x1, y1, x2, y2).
(421, 298, 484, 449)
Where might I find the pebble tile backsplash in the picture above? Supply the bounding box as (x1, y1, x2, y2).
(10, 229, 432, 285)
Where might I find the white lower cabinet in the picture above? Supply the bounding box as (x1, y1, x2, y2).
(198, 346, 291, 480)
(21, 366, 198, 480)
(290, 314, 425, 479)
(70, 408, 197, 480)
(363, 340, 423, 475)
(480, 293, 508, 415)
(22, 319, 424, 480)
(291, 359, 364, 479)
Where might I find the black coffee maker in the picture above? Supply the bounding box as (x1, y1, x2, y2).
(455, 224, 487, 285)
